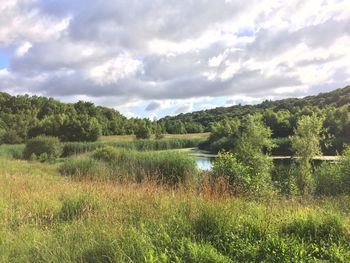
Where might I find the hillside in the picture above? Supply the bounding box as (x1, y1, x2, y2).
(160, 86, 350, 127)
(0, 92, 156, 144)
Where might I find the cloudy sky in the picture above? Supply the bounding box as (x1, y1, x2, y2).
(0, 0, 350, 118)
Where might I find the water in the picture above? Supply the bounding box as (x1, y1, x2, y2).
(195, 156, 213, 171)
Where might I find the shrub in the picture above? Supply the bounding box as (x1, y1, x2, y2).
(314, 162, 342, 196)
(92, 146, 120, 163)
(1, 130, 23, 144)
(271, 163, 298, 195)
(134, 125, 152, 139)
(23, 136, 62, 161)
(212, 152, 251, 194)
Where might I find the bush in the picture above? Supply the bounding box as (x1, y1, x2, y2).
(271, 163, 298, 195)
(311, 147, 350, 196)
(212, 152, 251, 194)
(314, 162, 342, 196)
(134, 125, 152, 139)
(92, 146, 120, 163)
(23, 136, 62, 161)
(1, 130, 23, 144)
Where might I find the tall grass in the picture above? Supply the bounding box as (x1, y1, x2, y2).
(99, 132, 210, 142)
(60, 147, 198, 185)
(62, 138, 204, 157)
(0, 144, 24, 159)
(1, 157, 350, 262)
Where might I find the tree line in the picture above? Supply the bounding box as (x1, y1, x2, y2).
(0, 92, 165, 143)
(0, 86, 349, 144)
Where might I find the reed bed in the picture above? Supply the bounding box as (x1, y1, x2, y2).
(62, 138, 204, 157)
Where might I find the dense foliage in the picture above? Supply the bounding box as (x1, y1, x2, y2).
(0, 92, 160, 143)
(161, 86, 350, 130)
(1, 86, 349, 144)
(212, 115, 275, 194)
(23, 136, 62, 162)
(290, 114, 324, 195)
(161, 86, 350, 153)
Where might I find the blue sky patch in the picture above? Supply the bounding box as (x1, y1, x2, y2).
(235, 28, 255, 38)
(0, 48, 12, 69)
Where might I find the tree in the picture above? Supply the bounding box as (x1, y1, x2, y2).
(234, 114, 275, 193)
(290, 114, 324, 195)
(135, 123, 152, 139)
(155, 123, 165, 139)
(212, 114, 274, 194)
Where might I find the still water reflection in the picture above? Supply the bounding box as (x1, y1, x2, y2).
(195, 156, 213, 171)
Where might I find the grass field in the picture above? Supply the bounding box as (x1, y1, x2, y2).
(1, 157, 350, 262)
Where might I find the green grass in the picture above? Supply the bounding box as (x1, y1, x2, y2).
(0, 144, 24, 159)
(100, 133, 210, 142)
(62, 138, 205, 157)
(60, 147, 198, 185)
(0, 157, 350, 262)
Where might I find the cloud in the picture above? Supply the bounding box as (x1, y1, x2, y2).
(0, 0, 350, 117)
(145, 101, 161, 111)
(175, 103, 193, 114)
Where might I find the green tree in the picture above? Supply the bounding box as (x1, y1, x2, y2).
(234, 114, 275, 193)
(290, 114, 324, 195)
(135, 123, 152, 139)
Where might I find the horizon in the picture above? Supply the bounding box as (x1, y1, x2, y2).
(1, 0, 350, 118)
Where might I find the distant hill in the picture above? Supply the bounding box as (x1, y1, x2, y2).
(160, 86, 350, 127)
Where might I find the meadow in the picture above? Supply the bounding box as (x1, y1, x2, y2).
(1, 157, 350, 262)
(1, 115, 350, 263)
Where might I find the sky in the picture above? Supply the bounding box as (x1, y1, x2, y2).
(0, 0, 350, 119)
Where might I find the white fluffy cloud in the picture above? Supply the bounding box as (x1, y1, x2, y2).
(0, 0, 350, 117)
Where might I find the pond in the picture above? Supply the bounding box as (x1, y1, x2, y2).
(195, 156, 214, 171)
(194, 155, 339, 171)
